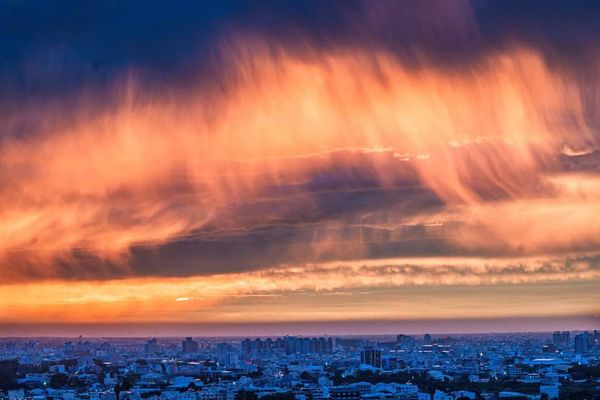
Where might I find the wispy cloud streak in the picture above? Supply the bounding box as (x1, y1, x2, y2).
(0, 44, 599, 282)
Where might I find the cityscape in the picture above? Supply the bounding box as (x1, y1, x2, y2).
(1, 331, 600, 400)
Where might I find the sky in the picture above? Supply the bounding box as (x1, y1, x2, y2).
(1, 0, 600, 336)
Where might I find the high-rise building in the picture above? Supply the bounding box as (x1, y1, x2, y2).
(182, 337, 199, 353)
(552, 331, 562, 345)
(552, 331, 570, 346)
(360, 347, 382, 368)
(144, 338, 159, 354)
(241, 338, 252, 355)
(240, 336, 333, 356)
(251, 338, 262, 355)
(284, 336, 297, 354)
(424, 334, 432, 344)
(396, 334, 413, 345)
(63, 341, 74, 356)
(264, 338, 273, 352)
(574, 333, 589, 354)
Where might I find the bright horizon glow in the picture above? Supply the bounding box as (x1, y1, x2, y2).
(2, 315, 599, 338)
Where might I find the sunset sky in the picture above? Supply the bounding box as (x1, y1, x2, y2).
(1, 0, 599, 336)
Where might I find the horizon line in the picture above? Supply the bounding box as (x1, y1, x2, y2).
(2, 315, 598, 338)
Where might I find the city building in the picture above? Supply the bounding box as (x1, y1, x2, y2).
(360, 347, 382, 368)
(144, 338, 159, 354)
(330, 386, 362, 400)
(182, 337, 199, 353)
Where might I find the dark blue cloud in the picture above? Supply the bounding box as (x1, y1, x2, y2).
(2, 0, 600, 113)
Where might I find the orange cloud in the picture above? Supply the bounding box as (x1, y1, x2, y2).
(0, 42, 598, 284)
(0, 254, 599, 323)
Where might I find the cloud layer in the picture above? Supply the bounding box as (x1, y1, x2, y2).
(2, 254, 599, 324)
(1, 1, 600, 327)
(2, 42, 600, 282)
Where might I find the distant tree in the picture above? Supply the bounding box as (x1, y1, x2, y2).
(332, 371, 341, 385)
(49, 373, 69, 389)
(115, 372, 137, 398)
(568, 365, 600, 379)
(0, 360, 19, 390)
(248, 369, 263, 379)
(235, 390, 258, 400)
(20, 362, 48, 374)
(568, 391, 594, 400)
(69, 375, 86, 388)
(121, 373, 137, 390)
(141, 390, 161, 398)
(299, 371, 317, 383)
(60, 359, 78, 368)
(260, 392, 295, 400)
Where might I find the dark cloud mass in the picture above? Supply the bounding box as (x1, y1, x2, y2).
(3, 0, 600, 105)
(2, 0, 600, 283)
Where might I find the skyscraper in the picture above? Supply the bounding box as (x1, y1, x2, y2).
(241, 338, 252, 355)
(574, 333, 589, 354)
(144, 338, 159, 354)
(552, 331, 562, 345)
(182, 337, 199, 353)
(552, 331, 570, 346)
(360, 347, 382, 368)
(396, 334, 413, 345)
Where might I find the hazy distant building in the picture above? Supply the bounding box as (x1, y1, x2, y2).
(251, 338, 262, 355)
(144, 338, 159, 354)
(552, 331, 570, 346)
(552, 331, 561, 345)
(424, 334, 432, 344)
(182, 337, 199, 353)
(241, 336, 332, 356)
(241, 338, 252, 355)
(574, 333, 589, 354)
(396, 334, 413, 345)
(360, 347, 382, 368)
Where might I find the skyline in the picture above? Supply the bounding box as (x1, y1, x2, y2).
(1, 316, 599, 338)
(1, 0, 600, 335)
